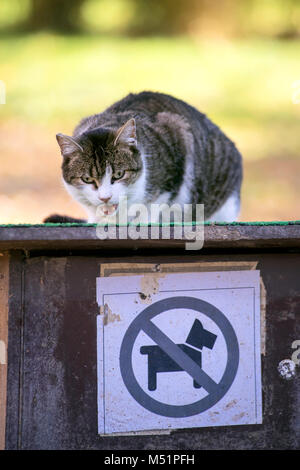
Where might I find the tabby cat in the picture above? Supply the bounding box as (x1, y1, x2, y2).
(46, 91, 242, 223)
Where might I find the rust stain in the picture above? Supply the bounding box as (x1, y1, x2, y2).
(225, 399, 237, 410)
(233, 412, 245, 421)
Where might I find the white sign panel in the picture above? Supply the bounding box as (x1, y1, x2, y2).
(96, 270, 262, 434)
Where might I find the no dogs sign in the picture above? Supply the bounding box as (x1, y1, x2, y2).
(96, 271, 262, 434)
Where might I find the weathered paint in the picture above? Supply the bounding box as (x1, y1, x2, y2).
(100, 261, 266, 354)
(277, 360, 296, 380)
(103, 303, 121, 326)
(0, 224, 300, 251)
(139, 274, 166, 304)
(97, 271, 262, 434)
(1, 227, 300, 449)
(0, 253, 9, 450)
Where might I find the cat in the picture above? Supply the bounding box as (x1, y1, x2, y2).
(45, 91, 242, 224)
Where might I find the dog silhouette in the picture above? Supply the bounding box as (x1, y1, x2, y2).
(140, 319, 217, 391)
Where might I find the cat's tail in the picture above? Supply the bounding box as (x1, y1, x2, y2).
(43, 214, 87, 223)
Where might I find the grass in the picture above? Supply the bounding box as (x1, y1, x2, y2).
(0, 33, 299, 223)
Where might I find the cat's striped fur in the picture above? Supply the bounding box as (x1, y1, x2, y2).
(49, 91, 242, 223)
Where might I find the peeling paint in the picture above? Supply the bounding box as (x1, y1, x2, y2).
(0, 340, 6, 365)
(277, 359, 296, 380)
(208, 227, 243, 241)
(100, 261, 259, 279)
(103, 303, 121, 326)
(139, 274, 166, 304)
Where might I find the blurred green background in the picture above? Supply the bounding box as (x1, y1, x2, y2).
(0, 0, 299, 223)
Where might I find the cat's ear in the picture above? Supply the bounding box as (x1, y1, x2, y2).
(114, 118, 137, 147)
(56, 133, 83, 156)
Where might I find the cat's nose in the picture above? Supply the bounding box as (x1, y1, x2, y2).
(99, 196, 111, 203)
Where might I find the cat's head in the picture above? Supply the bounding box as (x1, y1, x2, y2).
(56, 118, 144, 217)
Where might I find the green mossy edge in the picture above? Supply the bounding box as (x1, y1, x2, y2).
(0, 221, 300, 228)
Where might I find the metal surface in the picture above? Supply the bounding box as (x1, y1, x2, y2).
(3, 239, 300, 449)
(0, 224, 300, 251)
(0, 253, 9, 450)
(97, 272, 261, 433)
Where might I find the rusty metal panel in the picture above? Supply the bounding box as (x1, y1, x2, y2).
(5, 252, 300, 449)
(5, 251, 23, 450)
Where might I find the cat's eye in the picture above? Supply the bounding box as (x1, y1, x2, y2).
(113, 170, 125, 181)
(81, 176, 94, 184)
